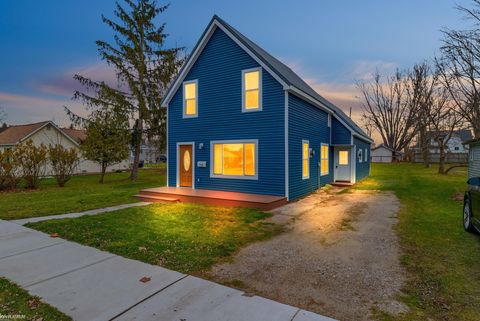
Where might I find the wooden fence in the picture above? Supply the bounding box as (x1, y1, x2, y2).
(412, 152, 468, 164)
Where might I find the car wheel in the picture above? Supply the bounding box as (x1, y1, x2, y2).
(464, 198, 476, 233)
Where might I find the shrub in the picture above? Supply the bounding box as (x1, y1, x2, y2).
(48, 144, 79, 187)
(14, 140, 47, 189)
(0, 149, 21, 190)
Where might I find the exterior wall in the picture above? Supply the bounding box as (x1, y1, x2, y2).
(167, 27, 285, 196)
(288, 93, 332, 200)
(1, 126, 129, 175)
(371, 146, 393, 163)
(331, 118, 351, 145)
(354, 137, 371, 182)
(469, 142, 480, 179)
(429, 135, 469, 154)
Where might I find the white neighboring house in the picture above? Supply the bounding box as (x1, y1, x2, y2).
(426, 129, 473, 154)
(0, 121, 130, 175)
(371, 144, 404, 163)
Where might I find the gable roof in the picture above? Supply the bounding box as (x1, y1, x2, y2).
(0, 121, 82, 146)
(162, 15, 373, 143)
(426, 129, 473, 144)
(372, 144, 404, 154)
(0, 121, 50, 145)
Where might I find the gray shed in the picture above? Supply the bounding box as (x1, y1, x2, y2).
(466, 139, 480, 178)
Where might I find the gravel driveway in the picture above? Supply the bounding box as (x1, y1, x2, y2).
(209, 188, 407, 321)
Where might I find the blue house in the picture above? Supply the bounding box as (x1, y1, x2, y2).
(153, 16, 372, 205)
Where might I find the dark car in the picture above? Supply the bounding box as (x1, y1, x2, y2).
(464, 177, 480, 233)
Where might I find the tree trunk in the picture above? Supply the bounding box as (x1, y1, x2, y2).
(438, 139, 446, 174)
(130, 119, 143, 180)
(420, 129, 430, 168)
(100, 162, 107, 183)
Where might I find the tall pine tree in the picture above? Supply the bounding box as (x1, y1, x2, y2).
(72, 0, 183, 179)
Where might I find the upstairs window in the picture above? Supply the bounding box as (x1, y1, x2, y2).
(302, 140, 309, 179)
(242, 68, 262, 111)
(183, 80, 198, 118)
(321, 144, 329, 176)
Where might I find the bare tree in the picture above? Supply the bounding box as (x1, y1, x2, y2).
(357, 71, 418, 155)
(427, 87, 463, 174)
(405, 62, 439, 167)
(439, 1, 480, 138)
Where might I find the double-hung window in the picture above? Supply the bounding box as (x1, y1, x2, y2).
(183, 80, 198, 118)
(321, 144, 329, 176)
(242, 68, 262, 111)
(212, 140, 257, 179)
(302, 140, 309, 179)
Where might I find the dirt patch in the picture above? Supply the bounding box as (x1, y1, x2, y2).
(209, 189, 407, 321)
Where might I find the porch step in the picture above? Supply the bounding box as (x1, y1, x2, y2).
(331, 182, 353, 187)
(134, 194, 180, 203)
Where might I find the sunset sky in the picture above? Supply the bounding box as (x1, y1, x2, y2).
(0, 0, 471, 141)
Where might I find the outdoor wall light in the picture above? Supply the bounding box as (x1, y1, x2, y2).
(199, 143, 204, 150)
(310, 148, 315, 157)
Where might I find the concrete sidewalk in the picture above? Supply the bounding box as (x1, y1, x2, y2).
(11, 202, 151, 225)
(0, 220, 337, 321)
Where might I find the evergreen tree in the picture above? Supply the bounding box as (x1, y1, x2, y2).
(71, 0, 183, 179)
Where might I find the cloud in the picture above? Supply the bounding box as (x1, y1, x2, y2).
(35, 63, 119, 97)
(0, 91, 86, 126)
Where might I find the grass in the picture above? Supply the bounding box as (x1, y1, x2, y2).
(0, 277, 71, 321)
(0, 169, 165, 220)
(352, 163, 480, 321)
(28, 203, 280, 274)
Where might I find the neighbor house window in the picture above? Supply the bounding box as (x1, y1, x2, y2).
(302, 140, 309, 179)
(211, 140, 257, 179)
(242, 68, 262, 111)
(183, 80, 198, 117)
(321, 144, 329, 176)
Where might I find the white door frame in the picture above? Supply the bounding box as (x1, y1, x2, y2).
(176, 142, 195, 189)
(333, 145, 355, 183)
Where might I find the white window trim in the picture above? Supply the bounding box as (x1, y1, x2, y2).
(302, 139, 310, 180)
(321, 143, 329, 176)
(210, 139, 259, 180)
(364, 148, 368, 162)
(183, 79, 198, 118)
(242, 67, 262, 112)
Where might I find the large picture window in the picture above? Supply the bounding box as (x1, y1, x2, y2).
(211, 141, 257, 179)
(302, 140, 309, 179)
(321, 144, 329, 176)
(242, 68, 262, 111)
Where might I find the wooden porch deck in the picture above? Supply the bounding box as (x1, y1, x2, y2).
(135, 187, 287, 211)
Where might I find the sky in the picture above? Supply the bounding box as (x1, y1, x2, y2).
(0, 0, 473, 141)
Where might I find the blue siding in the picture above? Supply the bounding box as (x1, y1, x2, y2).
(354, 137, 371, 182)
(168, 27, 285, 196)
(331, 118, 351, 145)
(288, 93, 332, 200)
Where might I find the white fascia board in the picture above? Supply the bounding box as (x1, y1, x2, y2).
(162, 19, 289, 107)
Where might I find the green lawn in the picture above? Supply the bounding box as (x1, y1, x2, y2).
(352, 163, 480, 321)
(0, 169, 165, 220)
(0, 277, 71, 321)
(28, 203, 279, 274)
